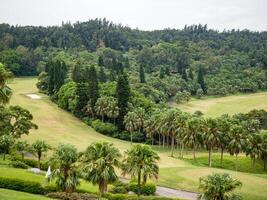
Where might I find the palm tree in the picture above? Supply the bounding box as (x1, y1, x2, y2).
(260, 133, 267, 170)
(202, 118, 220, 167)
(228, 125, 247, 170)
(15, 140, 29, 160)
(124, 111, 139, 144)
(50, 144, 80, 193)
(95, 97, 109, 122)
(31, 140, 50, 169)
(81, 142, 121, 197)
(217, 115, 232, 167)
(135, 107, 146, 133)
(183, 117, 202, 161)
(106, 97, 119, 123)
(246, 133, 262, 169)
(122, 144, 159, 196)
(0, 63, 12, 105)
(199, 173, 242, 200)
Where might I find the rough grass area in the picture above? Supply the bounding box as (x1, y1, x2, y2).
(170, 92, 267, 117)
(0, 189, 53, 200)
(8, 78, 267, 200)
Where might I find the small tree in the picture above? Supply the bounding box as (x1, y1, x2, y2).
(124, 111, 139, 144)
(15, 140, 29, 160)
(50, 144, 79, 193)
(196, 88, 204, 99)
(199, 173, 242, 200)
(0, 135, 14, 160)
(122, 144, 159, 196)
(82, 142, 121, 197)
(31, 140, 50, 169)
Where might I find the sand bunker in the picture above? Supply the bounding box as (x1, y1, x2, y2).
(26, 94, 41, 99)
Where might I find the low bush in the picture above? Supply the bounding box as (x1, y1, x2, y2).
(91, 120, 118, 136)
(9, 160, 29, 169)
(110, 186, 128, 194)
(46, 192, 98, 200)
(12, 156, 50, 170)
(128, 182, 156, 196)
(0, 177, 49, 194)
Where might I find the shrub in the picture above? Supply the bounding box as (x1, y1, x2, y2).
(9, 160, 29, 169)
(110, 186, 128, 194)
(12, 157, 50, 170)
(0, 177, 47, 194)
(91, 119, 118, 136)
(46, 192, 98, 200)
(128, 182, 156, 196)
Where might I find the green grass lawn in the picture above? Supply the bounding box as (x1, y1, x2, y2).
(7, 78, 267, 200)
(0, 189, 53, 200)
(170, 92, 267, 117)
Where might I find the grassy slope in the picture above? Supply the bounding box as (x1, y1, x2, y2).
(0, 189, 52, 200)
(8, 78, 267, 200)
(170, 92, 267, 117)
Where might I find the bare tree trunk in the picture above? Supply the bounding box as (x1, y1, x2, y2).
(208, 146, 212, 168)
(137, 171, 141, 196)
(193, 143, 196, 161)
(171, 134, 175, 157)
(220, 148, 224, 167)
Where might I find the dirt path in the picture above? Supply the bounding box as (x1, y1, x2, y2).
(155, 186, 198, 200)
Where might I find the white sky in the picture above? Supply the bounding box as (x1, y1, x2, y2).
(0, 0, 266, 31)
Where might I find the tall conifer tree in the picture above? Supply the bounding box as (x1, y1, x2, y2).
(139, 65, 146, 83)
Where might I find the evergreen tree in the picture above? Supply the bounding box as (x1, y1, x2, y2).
(197, 67, 206, 94)
(87, 66, 99, 110)
(182, 69, 188, 81)
(159, 67, 165, 79)
(188, 68, 194, 80)
(99, 66, 106, 83)
(116, 72, 130, 130)
(72, 61, 84, 83)
(109, 70, 116, 81)
(75, 82, 88, 117)
(98, 55, 104, 66)
(139, 65, 146, 83)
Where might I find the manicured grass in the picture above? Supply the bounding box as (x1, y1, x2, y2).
(0, 166, 99, 194)
(8, 78, 267, 200)
(170, 92, 267, 117)
(183, 154, 266, 174)
(0, 189, 53, 200)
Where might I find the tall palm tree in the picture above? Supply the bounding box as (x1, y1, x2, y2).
(228, 125, 247, 170)
(95, 97, 109, 122)
(183, 117, 202, 161)
(217, 115, 232, 167)
(202, 118, 220, 167)
(135, 107, 146, 133)
(15, 140, 29, 160)
(124, 111, 139, 144)
(246, 133, 262, 169)
(81, 142, 121, 197)
(122, 144, 159, 196)
(106, 97, 119, 123)
(31, 140, 50, 169)
(260, 133, 267, 170)
(0, 63, 12, 105)
(50, 144, 80, 193)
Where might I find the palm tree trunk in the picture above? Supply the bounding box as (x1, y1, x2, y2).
(193, 143, 196, 161)
(208, 146, 212, 167)
(253, 157, 256, 169)
(235, 154, 238, 171)
(102, 115, 104, 122)
(38, 156, 41, 169)
(220, 148, 224, 167)
(3, 152, 5, 160)
(158, 134, 161, 146)
(264, 156, 266, 171)
(171, 134, 175, 157)
(21, 153, 24, 160)
(137, 170, 141, 196)
(143, 174, 147, 185)
(167, 135, 169, 147)
(130, 132, 133, 145)
(180, 142, 184, 158)
(163, 135, 165, 148)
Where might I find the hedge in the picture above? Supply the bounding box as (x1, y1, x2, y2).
(128, 182, 156, 196)
(46, 192, 98, 200)
(91, 120, 118, 136)
(12, 157, 50, 170)
(0, 177, 54, 194)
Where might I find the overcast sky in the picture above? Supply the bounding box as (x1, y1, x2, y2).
(0, 0, 266, 31)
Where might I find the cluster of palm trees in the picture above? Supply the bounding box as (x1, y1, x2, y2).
(125, 107, 267, 170)
(0, 62, 12, 105)
(48, 142, 159, 197)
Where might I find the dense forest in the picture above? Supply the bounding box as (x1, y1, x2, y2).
(1, 19, 267, 153)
